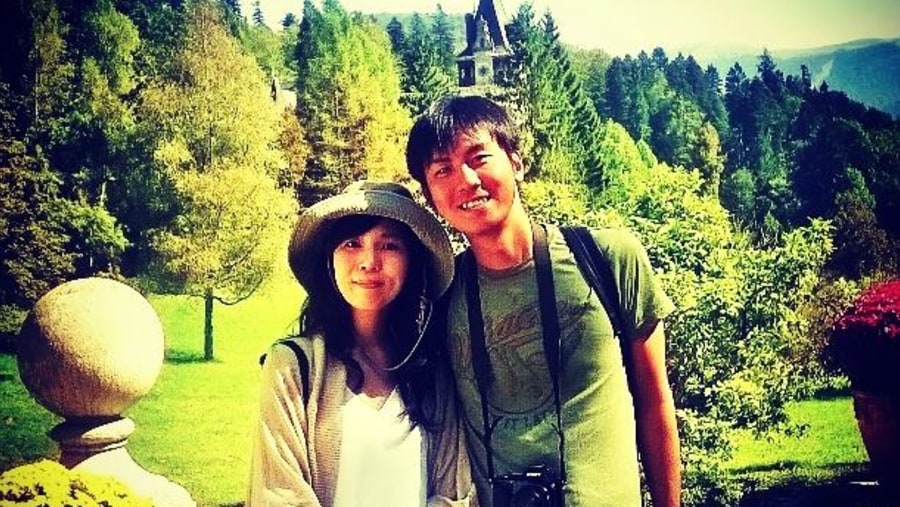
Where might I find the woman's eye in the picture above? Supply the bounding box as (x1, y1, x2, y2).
(380, 241, 403, 251)
(341, 239, 361, 249)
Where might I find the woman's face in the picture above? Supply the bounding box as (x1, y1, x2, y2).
(331, 219, 411, 314)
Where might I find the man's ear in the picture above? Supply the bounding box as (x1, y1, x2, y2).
(422, 187, 435, 207)
(414, 177, 435, 207)
(510, 152, 524, 182)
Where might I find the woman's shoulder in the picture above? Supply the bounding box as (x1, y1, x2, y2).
(265, 334, 327, 370)
(274, 334, 321, 352)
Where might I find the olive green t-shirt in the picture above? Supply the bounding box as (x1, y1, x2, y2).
(446, 226, 675, 507)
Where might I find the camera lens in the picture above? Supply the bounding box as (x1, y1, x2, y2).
(511, 484, 552, 507)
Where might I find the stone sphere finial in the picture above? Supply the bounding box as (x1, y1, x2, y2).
(17, 277, 164, 418)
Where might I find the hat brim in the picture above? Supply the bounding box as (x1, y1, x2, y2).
(288, 189, 454, 299)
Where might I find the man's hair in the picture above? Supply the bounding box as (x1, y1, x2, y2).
(406, 95, 521, 186)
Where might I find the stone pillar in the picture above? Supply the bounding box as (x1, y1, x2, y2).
(17, 277, 194, 507)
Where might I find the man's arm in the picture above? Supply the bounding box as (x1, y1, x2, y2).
(630, 320, 681, 507)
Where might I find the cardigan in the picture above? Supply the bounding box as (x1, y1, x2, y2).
(248, 334, 475, 506)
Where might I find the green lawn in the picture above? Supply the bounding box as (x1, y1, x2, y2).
(0, 268, 871, 506)
(725, 396, 869, 490)
(1, 268, 303, 506)
(0, 356, 59, 468)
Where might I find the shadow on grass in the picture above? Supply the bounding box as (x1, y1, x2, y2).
(813, 385, 852, 400)
(732, 461, 863, 476)
(0, 334, 17, 355)
(739, 467, 899, 507)
(164, 350, 208, 364)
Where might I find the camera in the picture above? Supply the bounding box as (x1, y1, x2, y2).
(491, 465, 564, 507)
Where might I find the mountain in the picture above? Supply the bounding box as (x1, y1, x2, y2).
(363, 10, 900, 119)
(686, 39, 900, 118)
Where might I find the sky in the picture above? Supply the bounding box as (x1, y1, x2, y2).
(244, 0, 900, 56)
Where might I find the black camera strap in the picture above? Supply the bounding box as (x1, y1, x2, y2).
(464, 222, 568, 485)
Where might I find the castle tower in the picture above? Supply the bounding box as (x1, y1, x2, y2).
(456, 0, 512, 88)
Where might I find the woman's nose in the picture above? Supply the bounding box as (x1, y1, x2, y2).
(358, 247, 380, 271)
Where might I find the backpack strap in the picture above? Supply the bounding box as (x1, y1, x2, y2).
(259, 339, 311, 405)
(559, 226, 635, 396)
(463, 223, 568, 485)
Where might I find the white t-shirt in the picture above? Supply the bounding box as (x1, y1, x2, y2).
(332, 388, 426, 507)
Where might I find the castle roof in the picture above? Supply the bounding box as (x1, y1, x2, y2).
(458, 0, 511, 57)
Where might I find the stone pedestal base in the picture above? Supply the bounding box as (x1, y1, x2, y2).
(51, 416, 195, 507)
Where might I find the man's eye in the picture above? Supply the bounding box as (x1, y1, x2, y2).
(470, 154, 490, 167)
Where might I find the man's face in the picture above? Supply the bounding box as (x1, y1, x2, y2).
(422, 128, 523, 239)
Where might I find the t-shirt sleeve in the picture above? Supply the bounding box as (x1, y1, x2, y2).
(591, 228, 675, 341)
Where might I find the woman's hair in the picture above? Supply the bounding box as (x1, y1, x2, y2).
(298, 214, 441, 428)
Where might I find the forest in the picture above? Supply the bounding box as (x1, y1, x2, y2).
(1, 0, 899, 504)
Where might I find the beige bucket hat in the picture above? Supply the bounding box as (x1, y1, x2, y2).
(288, 181, 454, 299)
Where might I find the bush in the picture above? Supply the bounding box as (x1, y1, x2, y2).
(799, 277, 860, 395)
(0, 305, 26, 354)
(825, 279, 900, 395)
(0, 459, 152, 506)
(526, 158, 835, 506)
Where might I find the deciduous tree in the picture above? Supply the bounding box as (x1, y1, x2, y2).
(138, 0, 294, 360)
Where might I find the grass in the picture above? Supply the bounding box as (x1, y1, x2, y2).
(129, 271, 303, 505)
(0, 266, 872, 505)
(0, 356, 59, 468)
(725, 396, 869, 491)
(1, 267, 303, 506)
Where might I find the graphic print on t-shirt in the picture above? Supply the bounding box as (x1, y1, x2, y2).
(452, 296, 592, 419)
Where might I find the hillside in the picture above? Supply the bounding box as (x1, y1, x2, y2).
(693, 39, 900, 117)
(365, 9, 900, 119)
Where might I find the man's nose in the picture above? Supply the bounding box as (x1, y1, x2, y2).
(460, 163, 481, 186)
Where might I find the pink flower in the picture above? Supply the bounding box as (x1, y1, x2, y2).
(828, 279, 900, 394)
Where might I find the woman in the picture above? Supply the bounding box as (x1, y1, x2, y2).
(248, 181, 473, 506)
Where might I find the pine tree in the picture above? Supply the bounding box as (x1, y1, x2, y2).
(0, 97, 76, 307)
(506, 7, 605, 189)
(703, 64, 729, 138)
(386, 16, 405, 56)
(431, 4, 457, 77)
(294, 0, 410, 205)
(603, 57, 632, 128)
(22, 0, 133, 276)
(506, 5, 575, 182)
(282, 13, 298, 28)
(399, 13, 452, 116)
(568, 47, 611, 120)
(650, 47, 668, 70)
(252, 0, 264, 26)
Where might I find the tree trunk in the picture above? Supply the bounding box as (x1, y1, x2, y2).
(204, 288, 214, 361)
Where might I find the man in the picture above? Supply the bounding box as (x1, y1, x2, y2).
(406, 95, 681, 507)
